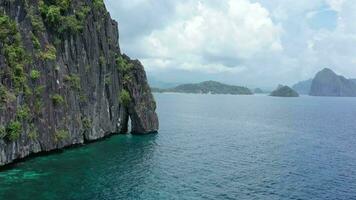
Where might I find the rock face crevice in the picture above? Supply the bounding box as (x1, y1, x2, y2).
(0, 0, 158, 166)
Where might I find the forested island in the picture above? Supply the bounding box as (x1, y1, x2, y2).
(270, 85, 299, 97)
(152, 81, 253, 95)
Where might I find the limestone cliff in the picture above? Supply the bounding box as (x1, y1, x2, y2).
(310, 68, 356, 97)
(0, 0, 158, 166)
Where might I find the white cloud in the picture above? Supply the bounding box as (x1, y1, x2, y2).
(136, 0, 282, 74)
(326, 0, 345, 11)
(105, 0, 356, 88)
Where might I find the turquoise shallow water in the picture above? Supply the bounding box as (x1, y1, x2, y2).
(1, 93, 356, 199)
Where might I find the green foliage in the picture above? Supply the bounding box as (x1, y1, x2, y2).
(39, 0, 67, 26)
(123, 74, 132, 85)
(82, 117, 92, 130)
(0, 14, 28, 93)
(168, 81, 253, 95)
(56, 0, 72, 11)
(0, 126, 6, 139)
(35, 85, 46, 97)
(45, 5, 61, 25)
(0, 85, 16, 106)
(75, 6, 91, 21)
(51, 94, 65, 106)
(64, 74, 81, 90)
(23, 85, 33, 99)
(93, 0, 105, 9)
(105, 74, 112, 85)
(30, 70, 41, 80)
(59, 15, 83, 34)
(39, 0, 90, 36)
(29, 11, 45, 34)
(79, 92, 88, 103)
(119, 89, 131, 106)
(116, 56, 133, 73)
(31, 32, 41, 50)
(34, 99, 44, 115)
(99, 56, 106, 66)
(28, 124, 39, 140)
(54, 129, 69, 142)
(16, 105, 30, 121)
(6, 120, 22, 141)
(39, 44, 57, 61)
(0, 15, 17, 40)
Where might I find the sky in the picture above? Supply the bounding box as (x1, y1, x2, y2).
(104, 0, 356, 89)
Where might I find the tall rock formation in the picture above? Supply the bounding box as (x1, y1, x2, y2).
(0, 0, 158, 166)
(309, 68, 356, 97)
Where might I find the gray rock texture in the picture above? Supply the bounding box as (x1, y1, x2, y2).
(0, 0, 158, 166)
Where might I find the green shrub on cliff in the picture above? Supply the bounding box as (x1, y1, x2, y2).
(39, 44, 57, 61)
(0, 14, 28, 93)
(99, 56, 106, 66)
(16, 105, 30, 121)
(64, 74, 81, 90)
(0, 85, 16, 106)
(30, 33, 41, 50)
(119, 89, 131, 106)
(6, 120, 22, 141)
(43, 5, 61, 25)
(0, 15, 17, 40)
(59, 15, 83, 34)
(29, 11, 45, 34)
(39, 0, 91, 35)
(30, 70, 41, 80)
(75, 6, 91, 21)
(51, 94, 65, 105)
(93, 0, 105, 9)
(0, 126, 6, 139)
(54, 129, 69, 142)
(82, 117, 92, 130)
(116, 56, 133, 73)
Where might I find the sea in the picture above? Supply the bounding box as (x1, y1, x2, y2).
(1, 93, 356, 200)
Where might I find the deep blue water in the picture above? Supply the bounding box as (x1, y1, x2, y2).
(1, 93, 356, 200)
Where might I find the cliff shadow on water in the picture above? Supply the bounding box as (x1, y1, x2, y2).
(0, 0, 158, 167)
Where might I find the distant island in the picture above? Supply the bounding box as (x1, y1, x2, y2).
(292, 68, 356, 97)
(254, 88, 265, 94)
(270, 85, 299, 97)
(309, 68, 356, 97)
(152, 68, 356, 98)
(152, 81, 253, 95)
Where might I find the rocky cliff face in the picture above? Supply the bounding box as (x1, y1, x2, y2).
(310, 68, 356, 97)
(0, 0, 158, 166)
